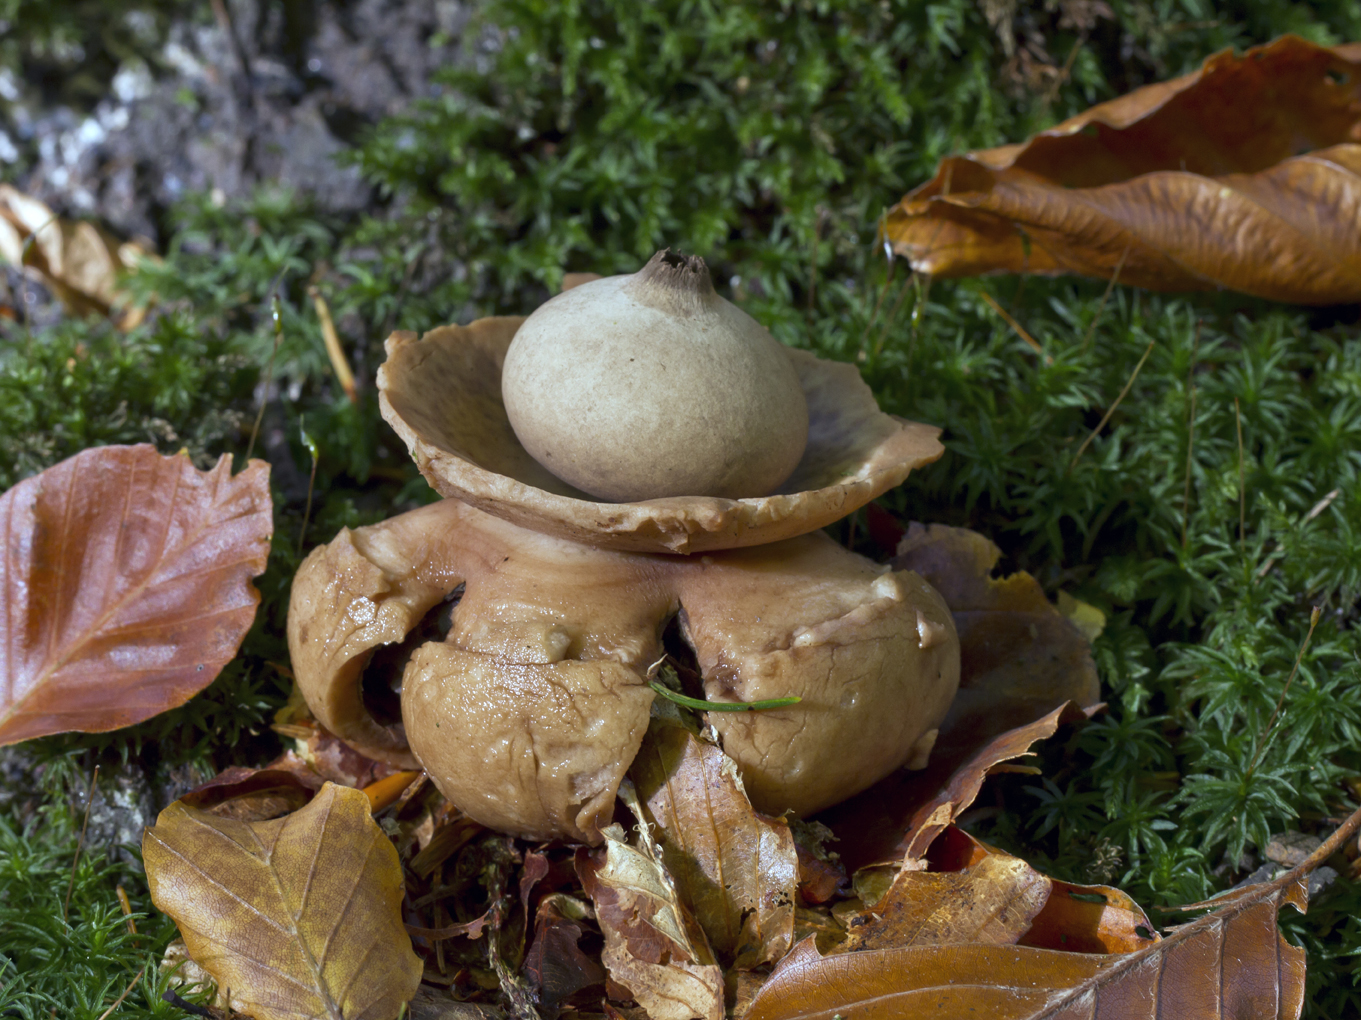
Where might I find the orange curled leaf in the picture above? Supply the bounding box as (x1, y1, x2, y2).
(0, 444, 272, 744)
(886, 36, 1361, 304)
(924, 826, 1160, 955)
(363, 770, 424, 814)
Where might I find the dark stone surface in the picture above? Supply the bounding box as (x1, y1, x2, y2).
(7, 0, 471, 245)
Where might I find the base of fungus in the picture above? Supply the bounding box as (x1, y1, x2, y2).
(287, 498, 961, 842)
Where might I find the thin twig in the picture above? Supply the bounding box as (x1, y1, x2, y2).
(1082, 244, 1131, 350)
(161, 991, 215, 1019)
(1249, 606, 1321, 773)
(95, 965, 145, 1020)
(245, 296, 285, 462)
(1235, 397, 1246, 556)
(309, 285, 356, 404)
(1043, 30, 1089, 105)
(1070, 339, 1156, 470)
(872, 269, 916, 361)
(981, 290, 1050, 364)
(64, 764, 100, 921)
(1182, 385, 1196, 549)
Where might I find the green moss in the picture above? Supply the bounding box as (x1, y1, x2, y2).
(5, 0, 1361, 1013)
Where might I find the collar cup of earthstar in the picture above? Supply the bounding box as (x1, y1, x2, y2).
(378, 272, 945, 555)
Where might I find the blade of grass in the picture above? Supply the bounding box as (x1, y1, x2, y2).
(648, 681, 801, 713)
(297, 416, 319, 557)
(871, 268, 916, 361)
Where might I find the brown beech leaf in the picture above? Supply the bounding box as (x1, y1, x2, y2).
(523, 893, 607, 1013)
(631, 723, 798, 969)
(886, 36, 1361, 303)
(745, 805, 1361, 1020)
(0, 445, 272, 744)
(819, 523, 1099, 871)
(577, 816, 725, 1020)
(144, 782, 422, 1020)
(837, 848, 1051, 953)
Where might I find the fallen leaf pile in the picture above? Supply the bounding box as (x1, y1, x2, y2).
(0, 447, 1338, 1018)
(743, 814, 1355, 1020)
(886, 36, 1361, 303)
(109, 508, 1349, 1020)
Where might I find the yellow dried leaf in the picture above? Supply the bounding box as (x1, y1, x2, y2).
(1057, 591, 1105, 644)
(837, 853, 1051, 953)
(0, 183, 151, 322)
(144, 782, 422, 1020)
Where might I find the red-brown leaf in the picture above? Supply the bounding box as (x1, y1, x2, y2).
(818, 523, 1099, 870)
(523, 894, 606, 1012)
(886, 36, 1361, 303)
(0, 445, 272, 744)
(795, 845, 844, 906)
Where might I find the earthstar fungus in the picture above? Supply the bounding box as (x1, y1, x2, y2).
(289, 254, 963, 842)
